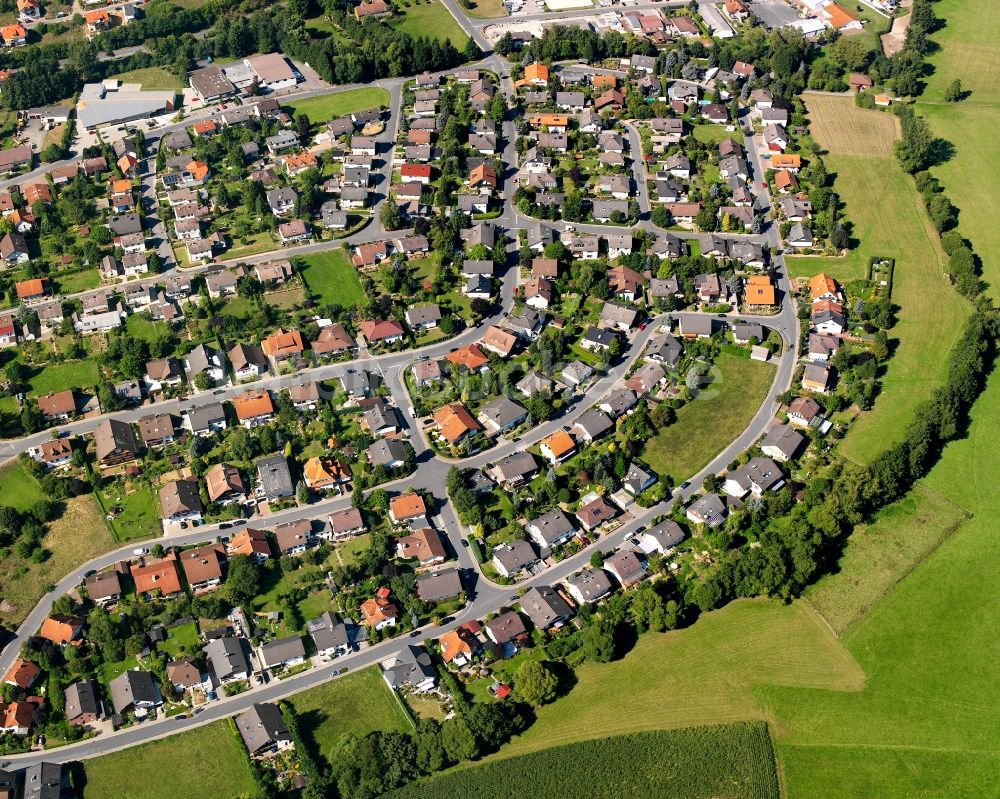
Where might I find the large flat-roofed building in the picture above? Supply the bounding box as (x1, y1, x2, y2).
(188, 65, 237, 104)
(244, 53, 299, 92)
(77, 80, 177, 131)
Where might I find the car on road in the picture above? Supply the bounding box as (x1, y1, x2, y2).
(440, 616, 454, 624)
(219, 523, 232, 530)
(84, 569, 96, 578)
(213, 389, 225, 395)
(174, 715, 187, 721)
(638, 320, 648, 331)
(678, 481, 691, 492)
(409, 630, 422, 637)
(133, 548, 149, 556)
(231, 520, 246, 527)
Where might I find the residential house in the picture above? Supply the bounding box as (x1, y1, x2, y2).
(236, 702, 292, 758)
(256, 454, 294, 501)
(232, 390, 275, 427)
(491, 540, 537, 578)
(179, 543, 226, 592)
(567, 568, 613, 605)
(604, 549, 648, 588)
(159, 479, 203, 523)
(525, 509, 576, 550)
(109, 670, 162, 716)
(94, 418, 140, 466)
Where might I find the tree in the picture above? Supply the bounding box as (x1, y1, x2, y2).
(226, 555, 260, 604)
(193, 371, 214, 391)
(441, 716, 478, 761)
(581, 617, 616, 662)
(831, 224, 849, 250)
(513, 659, 559, 706)
(380, 196, 402, 231)
(944, 79, 964, 102)
(651, 205, 672, 228)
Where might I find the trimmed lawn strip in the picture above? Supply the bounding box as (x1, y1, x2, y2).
(287, 87, 390, 121)
(83, 720, 256, 799)
(642, 353, 775, 484)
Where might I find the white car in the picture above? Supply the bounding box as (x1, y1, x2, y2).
(133, 547, 149, 556)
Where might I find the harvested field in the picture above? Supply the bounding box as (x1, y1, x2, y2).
(804, 92, 899, 156)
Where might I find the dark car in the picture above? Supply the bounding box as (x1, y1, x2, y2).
(219, 523, 232, 530)
(409, 630, 422, 638)
(440, 616, 454, 625)
(678, 481, 691, 491)
(231, 520, 246, 527)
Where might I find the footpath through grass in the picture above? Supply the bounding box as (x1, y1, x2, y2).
(801, 95, 970, 465)
(642, 353, 775, 483)
(82, 720, 256, 799)
(389, 723, 780, 799)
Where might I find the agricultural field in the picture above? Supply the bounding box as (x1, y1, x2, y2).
(82, 721, 257, 799)
(485, 599, 862, 759)
(298, 249, 367, 307)
(642, 353, 775, 483)
(0, 493, 114, 627)
(288, 665, 413, 766)
(915, 0, 1000, 300)
(804, 483, 968, 634)
(390, 0, 471, 47)
(801, 94, 970, 465)
(286, 86, 390, 121)
(802, 93, 899, 156)
(390, 723, 780, 799)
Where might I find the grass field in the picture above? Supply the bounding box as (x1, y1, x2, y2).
(804, 483, 968, 635)
(802, 94, 971, 465)
(914, 0, 1000, 300)
(692, 124, 732, 144)
(390, 723, 780, 799)
(53, 268, 101, 295)
(0, 460, 46, 512)
(106, 66, 184, 90)
(802, 93, 899, 156)
(0, 494, 114, 626)
(642, 354, 775, 483)
(289, 666, 413, 766)
(82, 721, 256, 799)
(287, 86, 390, 121)
(27, 358, 100, 397)
(488, 599, 862, 759)
(298, 249, 367, 307)
(390, 0, 471, 47)
(461, 0, 509, 18)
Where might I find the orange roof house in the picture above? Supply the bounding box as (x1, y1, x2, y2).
(230, 527, 272, 561)
(823, 2, 859, 30)
(360, 592, 398, 627)
(469, 164, 497, 189)
(432, 402, 482, 444)
(110, 178, 133, 195)
(439, 627, 478, 664)
(528, 114, 569, 128)
(284, 151, 317, 173)
(540, 430, 576, 463)
(38, 615, 82, 645)
(808, 272, 840, 302)
(446, 344, 489, 371)
(522, 62, 549, 85)
(1, 24, 26, 45)
(192, 119, 217, 136)
(774, 169, 798, 192)
(1, 701, 35, 733)
(231, 390, 275, 423)
(117, 153, 139, 174)
(15, 278, 48, 301)
(130, 553, 183, 596)
(23, 182, 50, 204)
(479, 325, 517, 358)
(769, 154, 801, 171)
(84, 9, 110, 27)
(744, 275, 776, 307)
(261, 328, 305, 360)
(3, 658, 41, 690)
(187, 160, 210, 182)
(303, 456, 350, 490)
(389, 492, 427, 523)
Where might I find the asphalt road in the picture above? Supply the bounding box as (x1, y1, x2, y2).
(0, 39, 802, 767)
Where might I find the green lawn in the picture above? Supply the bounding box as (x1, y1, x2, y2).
(298, 249, 367, 307)
(100, 655, 140, 685)
(83, 721, 256, 799)
(804, 483, 968, 635)
(0, 461, 46, 512)
(289, 666, 413, 766)
(390, 0, 471, 47)
(101, 481, 161, 541)
(390, 723, 779, 799)
(915, 0, 1000, 300)
(125, 313, 171, 342)
(801, 95, 971, 465)
(106, 65, 184, 90)
(53, 268, 100, 294)
(27, 358, 100, 397)
(692, 124, 732, 144)
(642, 354, 775, 483)
(287, 87, 390, 121)
(158, 621, 201, 659)
(460, 0, 508, 18)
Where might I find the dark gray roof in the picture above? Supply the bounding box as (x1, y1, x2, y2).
(526, 508, 575, 547)
(519, 585, 574, 629)
(64, 679, 100, 720)
(382, 645, 436, 690)
(258, 635, 306, 668)
(307, 611, 349, 652)
(204, 636, 251, 681)
(21, 762, 64, 799)
(415, 567, 464, 602)
(574, 408, 613, 440)
(255, 454, 294, 500)
(492, 540, 537, 574)
(643, 519, 685, 551)
(492, 451, 538, 482)
(236, 702, 290, 755)
(109, 670, 160, 714)
(367, 438, 409, 467)
(567, 568, 613, 602)
(186, 401, 226, 432)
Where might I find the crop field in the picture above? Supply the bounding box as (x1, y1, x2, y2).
(802, 94, 970, 464)
(0, 494, 114, 627)
(914, 0, 1000, 300)
(288, 666, 413, 766)
(82, 721, 256, 799)
(804, 483, 968, 634)
(286, 86, 390, 121)
(389, 723, 780, 799)
(642, 354, 775, 483)
(803, 92, 899, 156)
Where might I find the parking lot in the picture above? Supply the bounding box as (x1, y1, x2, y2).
(748, 0, 804, 29)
